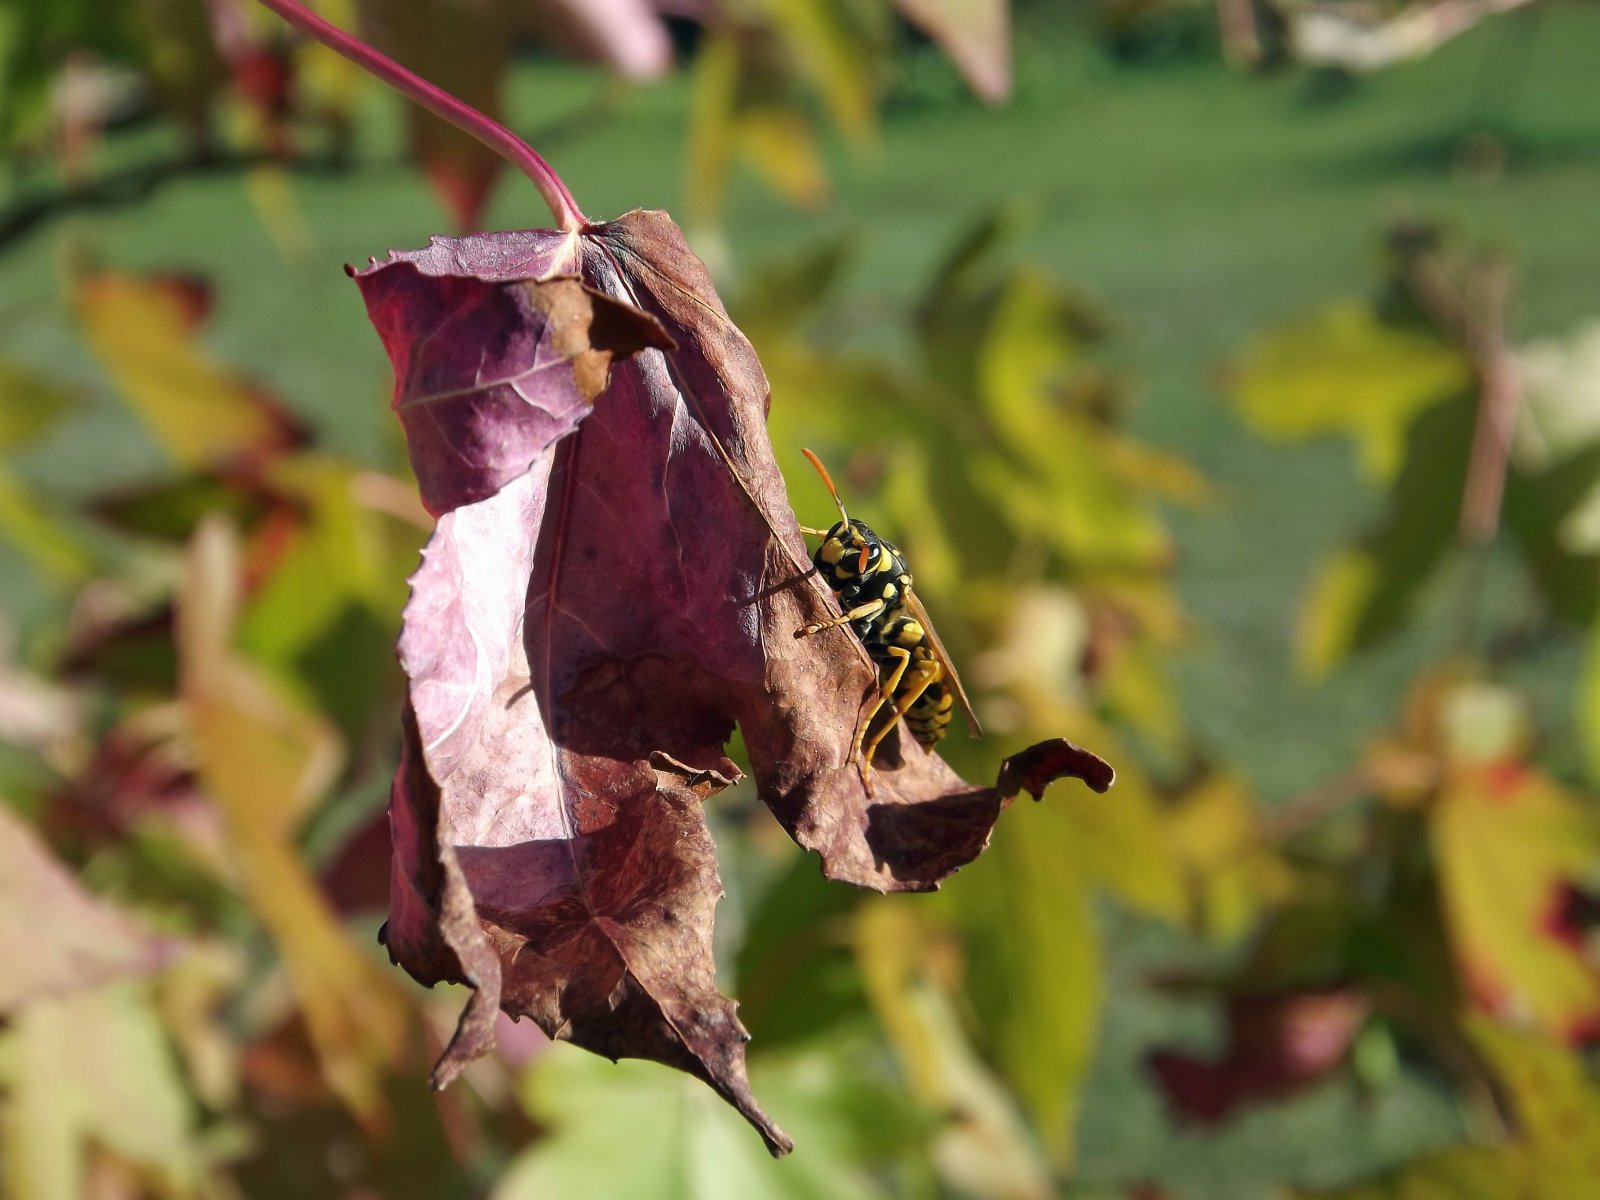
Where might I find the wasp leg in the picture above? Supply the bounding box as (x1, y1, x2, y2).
(794, 598, 885, 640)
(797, 525, 830, 537)
(859, 656, 942, 793)
(852, 645, 910, 797)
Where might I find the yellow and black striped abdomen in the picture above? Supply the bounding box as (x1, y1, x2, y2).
(905, 680, 954, 746)
(868, 613, 950, 749)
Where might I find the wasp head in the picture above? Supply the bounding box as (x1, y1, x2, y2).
(816, 519, 894, 579)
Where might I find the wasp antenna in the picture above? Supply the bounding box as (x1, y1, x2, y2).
(801, 448, 850, 527)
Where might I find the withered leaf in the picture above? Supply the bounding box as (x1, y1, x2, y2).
(355, 209, 1112, 1154)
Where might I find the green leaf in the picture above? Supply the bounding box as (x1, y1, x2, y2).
(130, 0, 227, 138)
(0, 983, 202, 1200)
(1229, 302, 1470, 481)
(1299, 1146, 1518, 1200)
(1295, 396, 1476, 678)
(235, 457, 411, 736)
(0, 358, 79, 450)
(914, 201, 1045, 404)
(942, 719, 1180, 1163)
(89, 473, 270, 542)
(497, 1038, 923, 1200)
(1318, 1022, 1600, 1197)
(734, 852, 867, 1048)
(358, 0, 510, 230)
(918, 200, 1036, 322)
(948, 820, 1100, 1164)
(855, 901, 1053, 1199)
(734, 232, 857, 337)
(1502, 442, 1600, 629)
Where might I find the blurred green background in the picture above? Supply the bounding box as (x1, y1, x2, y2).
(5, 0, 1600, 1196)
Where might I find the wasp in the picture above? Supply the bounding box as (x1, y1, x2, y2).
(793, 448, 981, 790)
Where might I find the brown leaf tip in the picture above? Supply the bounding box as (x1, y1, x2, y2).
(998, 737, 1116, 801)
(524, 277, 676, 404)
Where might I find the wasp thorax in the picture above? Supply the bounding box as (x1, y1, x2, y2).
(890, 617, 925, 648)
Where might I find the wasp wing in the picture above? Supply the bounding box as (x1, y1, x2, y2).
(904, 588, 983, 738)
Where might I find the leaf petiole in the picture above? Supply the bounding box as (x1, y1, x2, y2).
(253, 0, 588, 233)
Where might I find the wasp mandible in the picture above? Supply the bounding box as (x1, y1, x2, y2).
(793, 448, 981, 790)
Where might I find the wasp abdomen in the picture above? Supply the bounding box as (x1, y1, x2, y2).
(905, 681, 954, 746)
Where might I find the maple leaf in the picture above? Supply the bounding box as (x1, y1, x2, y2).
(354, 209, 1112, 1153)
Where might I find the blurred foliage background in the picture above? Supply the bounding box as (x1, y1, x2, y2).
(4, 0, 1600, 1196)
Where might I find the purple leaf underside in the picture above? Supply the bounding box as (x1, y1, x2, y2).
(356, 210, 1112, 1154)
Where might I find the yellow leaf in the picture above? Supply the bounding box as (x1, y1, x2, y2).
(736, 108, 830, 210)
(685, 32, 739, 232)
(1432, 764, 1600, 1039)
(289, 0, 362, 113)
(1229, 302, 1470, 481)
(765, 0, 880, 146)
(74, 273, 289, 470)
(243, 164, 313, 261)
(1096, 629, 1184, 753)
(939, 715, 1180, 1164)
(1165, 771, 1291, 941)
(1099, 436, 1215, 508)
(978, 271, 1083, 461)
(972, 440, 1170, 572)
(878, 443, 962, 597)
(1467, 1019, 1600, 1190)
(975, 273, 1178, 571)
(1582, 624, 1600, 784)
(0, 467, 92, 583)
(177, 519, 409, 1125)
(855, 901, 1053, 1199)
(1053, 714, 1185, 921)
(1296, 547, 1380, 680)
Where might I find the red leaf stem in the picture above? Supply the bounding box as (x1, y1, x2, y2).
(253, 0, 587, 232)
